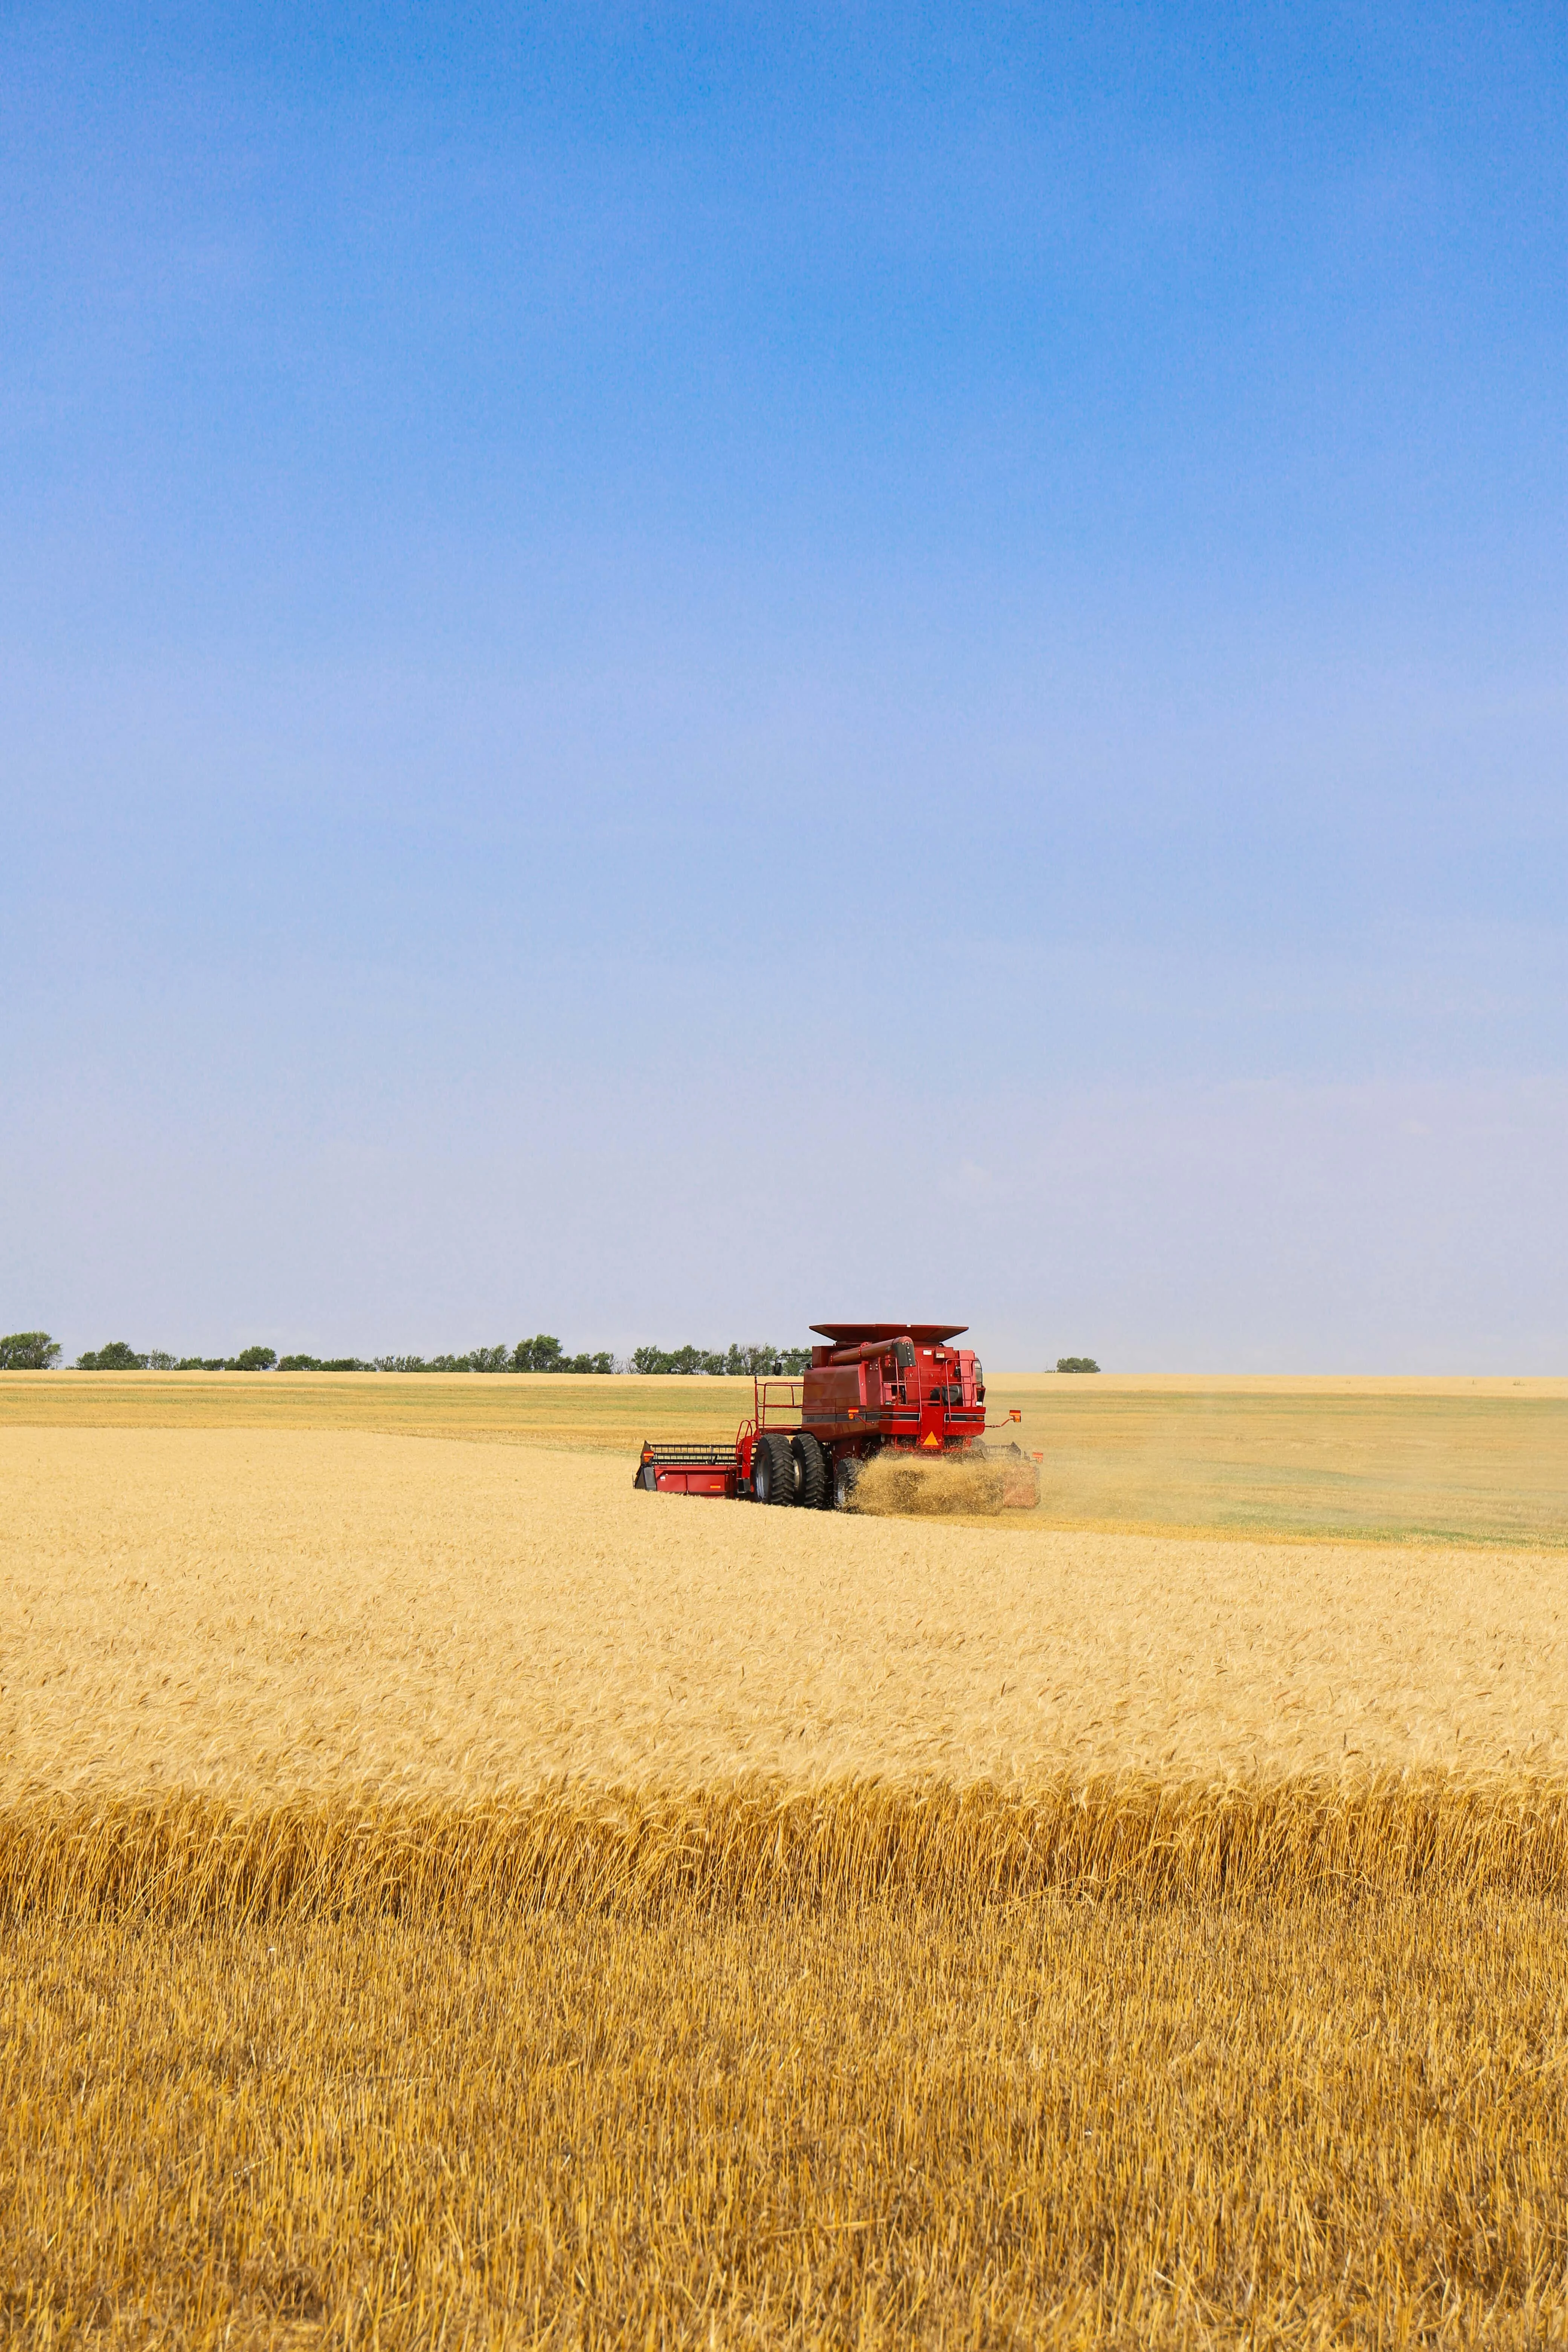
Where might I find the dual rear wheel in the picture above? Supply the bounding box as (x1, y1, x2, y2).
(792, 1432, 830, 1511)
(752, 1429, 838, 1509)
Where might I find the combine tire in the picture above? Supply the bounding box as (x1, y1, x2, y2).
(833, 1455, 862, 1511)
(753, 1430, 796, 1505)
(791, 1432, 828, 1511)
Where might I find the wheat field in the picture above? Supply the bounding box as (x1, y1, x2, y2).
(6, 1366, 1565, 1544)
(4, 1378, 1568, 2345)
(11, 1896, 1568, 2349)
(7, 1421, 1568, 1794)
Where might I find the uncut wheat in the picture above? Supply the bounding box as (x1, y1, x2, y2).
(6, 1424, 1568, 1801)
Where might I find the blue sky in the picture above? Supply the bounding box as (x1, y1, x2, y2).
(4, 2, 1564, 1368)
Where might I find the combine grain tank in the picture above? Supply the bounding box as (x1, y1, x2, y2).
(634, 1323, 1040, 1507)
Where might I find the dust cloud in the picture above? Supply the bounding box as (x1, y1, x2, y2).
(847, 1450, 1014, 1516)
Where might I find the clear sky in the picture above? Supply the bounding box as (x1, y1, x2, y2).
(4, 2, 1564, 1370)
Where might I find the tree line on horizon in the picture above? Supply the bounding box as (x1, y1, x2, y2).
(632, 1343, 812, 1376)
(0, 1329, 815, 1376)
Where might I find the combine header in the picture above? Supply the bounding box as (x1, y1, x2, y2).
(634, 1323, 1040, 1508)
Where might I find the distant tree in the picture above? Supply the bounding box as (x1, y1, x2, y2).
(323, 1358, 368, 1372)
(177, 1357, 229, 1370)
(1055, 1356, 1100, 1374)
(146, 1352, 177, 1370)
(277, 1354, 322, 1370)
(372, 1357, 425, 1372)
(228, 1345, 278, 1371)
(512, 1335, 565, 1372)
(76, 1341, 148, 1369)
(0, 1331, 61, 1369)
(779, 1348, 811, 1376)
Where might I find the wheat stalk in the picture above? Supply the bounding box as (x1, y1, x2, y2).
(6, 1772, 1567, 1924)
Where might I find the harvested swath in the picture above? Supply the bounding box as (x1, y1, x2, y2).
(6, 1773, 1568, 1922)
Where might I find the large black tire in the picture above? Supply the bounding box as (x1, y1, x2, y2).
(791, 1431, 828, 1511)
(833, 1453, 862, 1511)
(753, 1429, 796, 1505)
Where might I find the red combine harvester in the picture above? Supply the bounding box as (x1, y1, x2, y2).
(634, 1323, 1040, 1509)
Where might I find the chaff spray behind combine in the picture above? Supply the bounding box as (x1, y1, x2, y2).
(635, 1324, 1042, 1510)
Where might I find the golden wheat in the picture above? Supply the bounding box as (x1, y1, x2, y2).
(8, 1891, 1568, 2346)
(5, 1367, 1565, 1544)
(6, 1397, 1568, 2346)
(6, 1424, 1567, 1800)
(6, 1776, 1568, 1924)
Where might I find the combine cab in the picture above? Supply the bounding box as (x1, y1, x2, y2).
(635, 1323, 1041, 1507)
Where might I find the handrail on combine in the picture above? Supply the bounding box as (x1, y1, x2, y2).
(753, 1377, 803, 1431)
(733, 1378, 804, 1467)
